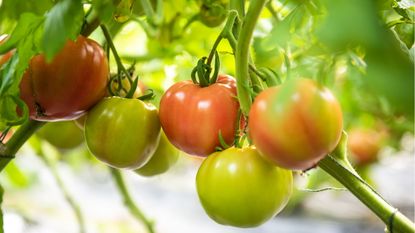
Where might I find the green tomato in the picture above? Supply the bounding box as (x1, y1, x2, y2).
(196, 147, 293, 227)
(85, 97, 161, 169)
(199, 0, 228, 27)
(134, 131, 179, 176)
(37, 121, 84, 149)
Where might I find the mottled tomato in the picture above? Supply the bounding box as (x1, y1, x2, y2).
(0, 35, 14, 67)
(249, 78, 343, 170)
(134, 131, 179, 177)
(159, 74, 239, 156)
(19, 35, 108, 121)
(85, 97, 160, 169)
(37, 121, 84, 149)
(348, 128, 386, 166)
(196, 147, 293, 227)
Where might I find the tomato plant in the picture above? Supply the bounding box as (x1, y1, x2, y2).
(159, 74, 239, 156)
(134, 131, 179, 177)
(196, 147, 293, 227)
(37, 121, 84, 150)
(85, 97, 161, 169)
(19, 35, 108, 121)
(249, 78, 343, 170)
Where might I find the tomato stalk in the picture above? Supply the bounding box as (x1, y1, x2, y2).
(110, 168, 155, 233)
(234, 0, 267, 116)
(0, 120, 45, 172)
(318, 155, 415, 233)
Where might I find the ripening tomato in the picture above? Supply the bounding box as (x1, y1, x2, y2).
(85, 97, 161, 169)
(347, 128, 386, 166)
(134, 131, 179, 176)
(0, 35, 14, 67)
(37, 121, 84, 149)
(249, 78, 343, 170)
(196, 147, 293, 227)
(19, 35, 108, 121)
(159, 74, 239, 156)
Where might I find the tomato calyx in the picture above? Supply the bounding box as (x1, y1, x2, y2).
(191, 51, 220, 87)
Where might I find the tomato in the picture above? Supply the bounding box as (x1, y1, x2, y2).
(37, 121, 84, 150)
(159, 74, 239, 157)
(249, 78, 343, 170)
(0, 35, 14, 68)
(85, 97, 161, 169)
(196, 147, 293, 227)
(19, 35, 108, 121)
(134, 131, 179, 176)
(347, 128, 386, 166)
(199, 0, 228, 27)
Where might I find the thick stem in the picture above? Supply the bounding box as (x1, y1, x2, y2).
(318, 156, 415, 233)
(235, 0, 267, 115)
(0, 120, 45, 172)
(110, 169, 155, 233)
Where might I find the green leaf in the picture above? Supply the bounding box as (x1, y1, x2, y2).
(0, 13, 44, 128)
(92, 0, 116, 23)
(43, 0, 84, 61)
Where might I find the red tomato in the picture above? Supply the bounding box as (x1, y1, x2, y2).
(19, 35, 108, 121)
(0, 35, 14, 67)
(159, 74, 239, 156)
(249, 78, 343, 170)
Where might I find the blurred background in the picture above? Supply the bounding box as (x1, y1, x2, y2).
(0, 0, 414, 232)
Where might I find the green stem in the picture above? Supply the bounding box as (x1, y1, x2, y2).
(110, 169, 155, 233)
(0, 120, 45, 172)
(100, 25, 131, 81)
(318, 156, 415, 233)
(38, 151, 86, 233)
(235, 0, 267, 115)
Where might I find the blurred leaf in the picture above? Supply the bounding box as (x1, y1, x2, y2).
(43, 0, 84, 61)
(317, 0, 382, 50)
(92, 0, 116, 23)
(3, 161, 29, 188)
(394, 23, 415, 48)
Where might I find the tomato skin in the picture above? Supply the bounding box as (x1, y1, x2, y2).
(347, 128, 385, 166)
(37, 121, 84, 150)
(196, 147, 293, 227)
(85, 97, 161, 169)
(19, 35, 108, 121)
(134, 131, 179, 176)
(249, 78, 343, 170)
(159, 74, 239, 157)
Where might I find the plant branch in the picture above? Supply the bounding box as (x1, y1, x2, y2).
(235, 0, 267, 115)
(110, 168, 155, 233)
(0, 120, 45, 172)
(318, 134, 415, 233)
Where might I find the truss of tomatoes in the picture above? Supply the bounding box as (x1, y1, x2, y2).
(157, 74, 343, 227)
(13, 34, 343, 228)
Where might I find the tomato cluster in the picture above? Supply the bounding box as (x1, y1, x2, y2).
(8, 31, 343, 229)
